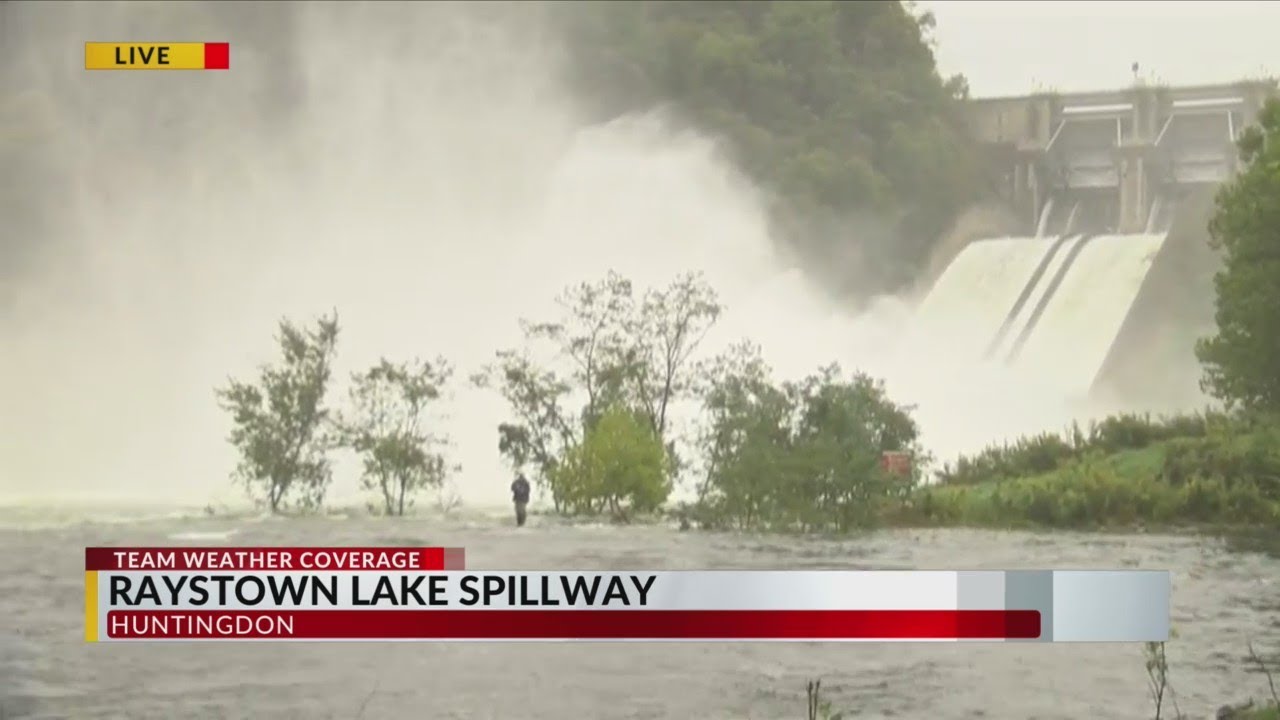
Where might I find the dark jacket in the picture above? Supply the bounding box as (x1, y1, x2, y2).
(511, 477, 531, 504)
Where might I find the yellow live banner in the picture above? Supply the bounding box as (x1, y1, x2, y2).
(85, 42, 230, 71)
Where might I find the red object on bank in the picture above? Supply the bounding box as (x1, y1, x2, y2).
(880, 451, 912, 477)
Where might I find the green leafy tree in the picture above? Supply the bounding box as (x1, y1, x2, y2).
(694, 341, 794, 529)
(788, 365, 925, 530)
(478, 271, 722, 513)
(1197, 98, 1280, 414)
(216, 312, 339, 513)
(693, 343, 925, 531)
(522, 271, 636, 431)
(337, 357, 456, 517)
(472, 349, 580, 512)
(627, 273, 723, 439)
(549, 404, 671, 520)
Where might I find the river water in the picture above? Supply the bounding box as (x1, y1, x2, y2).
(1, 507, 1277, 719)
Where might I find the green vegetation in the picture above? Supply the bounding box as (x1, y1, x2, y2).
(216, 313, 341, 513)
(201, 10, 1280, 536)
(1197, 98, 1280, 414)
(934, 412, 1218, 486)
(474, 271, 930, 529)
(889, 96, 1280, 533)
(691, 343, 924, 532)
(473, 271, 719, 520)
(549, 405, 671, 520)
(908, 415, 1280, 530)
(335, 358, 456, 517)
(557, 1, 984, 296)
(218, 271, 1280, 534)
(218, 313, 460, 515)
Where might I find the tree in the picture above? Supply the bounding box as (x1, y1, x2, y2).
(1196, 98, 1280, 414)
(472, 349, 579, 511)
(549, 404, 671, 521)
(694, 341, 794, 529)
(216, 312, 339, 513)
(477, 271, 722, 513)
(787, 365, 926, 530)
(693, 343, 925, 531)
(337, 357, 456, 517)
(627, 273, 723, 440)
(521, 271, 635, 431)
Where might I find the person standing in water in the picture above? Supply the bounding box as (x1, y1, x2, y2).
(510, 473, 531, 527)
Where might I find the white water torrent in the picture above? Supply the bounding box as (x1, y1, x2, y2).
(985, 234, 1083, 362)
(901, 229, 1170, 460)
(1013, 233, 1168, 396)
(906, 237, 1054, 362)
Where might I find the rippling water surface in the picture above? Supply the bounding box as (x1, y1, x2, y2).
(2, 507, 1277, 719)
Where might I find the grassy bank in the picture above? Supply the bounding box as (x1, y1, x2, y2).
(901, 439, 1280, 530)
(672, 412, 1280, 538)
(891, 414, 1280, 533)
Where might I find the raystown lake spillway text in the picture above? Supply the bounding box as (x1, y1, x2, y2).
(106, 573, 659, 608)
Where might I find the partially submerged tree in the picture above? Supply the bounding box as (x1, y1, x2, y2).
(472, 350, 579, 511)
(694, 341, 794, 529)
(1197, 98, 1280, 415)
(693, 342, 925, 531)
(337, 357, 456, 517)
(549, 404, 671, 521)
(477, 271, 721, 514)
(216, 312, 339, 513)
(628, 273, 723, 440)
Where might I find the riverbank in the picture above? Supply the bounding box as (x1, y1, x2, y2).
(14, 415, 1276, 548)
(898, 427, 1280, 535)
(903, 446, 1278, 529)
(660, 413, 1279, 544)
(1220, 704, 1280, 720)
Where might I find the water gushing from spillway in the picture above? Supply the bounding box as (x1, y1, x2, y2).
(0, 3, 885, 509)
(887, 226, 1182, 467)
(0, 3, 1205, 510)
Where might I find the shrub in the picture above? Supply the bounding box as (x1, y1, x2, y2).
(549, 405, 671, 521)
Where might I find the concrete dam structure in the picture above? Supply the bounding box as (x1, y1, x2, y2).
(915, 80, 1278, 412)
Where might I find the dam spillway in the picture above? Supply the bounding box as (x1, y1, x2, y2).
(1012, 233, 1167, 394)
(907, 81, 1277, 417)
(915, 231, 1168, 401)
(911, 237, 1057, 363)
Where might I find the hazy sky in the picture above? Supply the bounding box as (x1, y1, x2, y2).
(921, 1, 1280, 97)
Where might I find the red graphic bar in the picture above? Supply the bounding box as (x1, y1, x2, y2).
(105, 609, 1041, 640)
(204, 42, 230, 70)
(85, 547, 465, 572)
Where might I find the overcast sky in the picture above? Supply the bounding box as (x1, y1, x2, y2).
(920, 1, 1280, 97)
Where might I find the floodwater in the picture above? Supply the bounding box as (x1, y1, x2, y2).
(1, 507, 1277, 719)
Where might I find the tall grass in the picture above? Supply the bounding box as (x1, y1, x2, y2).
(904, 411, 1280, 529)
(935, 411, 1232, 486)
